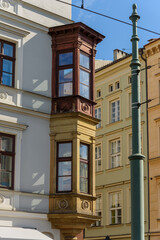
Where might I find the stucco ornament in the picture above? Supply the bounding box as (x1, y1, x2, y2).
(81, 200, 89, 210)
(0, 91, 8, 100)
(0, 0, 10, 8)
(0, 194, 5, 204)
(58, 199, 69, 209)
(0, 0, 17, 13)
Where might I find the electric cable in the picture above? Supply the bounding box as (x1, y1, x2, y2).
(55, 0, 160, 36)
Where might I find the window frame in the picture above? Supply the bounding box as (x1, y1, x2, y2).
(109, 191, 122, 225)
(56, 141, 72, 193)
(0, 39, 16, 87)
(0, 132, 15, 189)
(110, 139, 121, 169)
(95, 145, 102, 172)
(92, 195, 102, 227)
(57, 50, 74, 97)
(80, 143, 90, 194)
(111, 99, 120, 123)
(79, 51, 91, 100)
(95, 107, 101, 129)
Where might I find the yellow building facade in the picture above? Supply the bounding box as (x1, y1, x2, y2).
(145, 38, 160, 240)
(85, 51, 149, 240)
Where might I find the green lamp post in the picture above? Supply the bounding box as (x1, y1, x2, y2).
(129, 4, 145, 240)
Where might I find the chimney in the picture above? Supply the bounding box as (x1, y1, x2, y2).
(113, 49, 128, 61)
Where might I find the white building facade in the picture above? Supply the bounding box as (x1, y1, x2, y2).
(0, 0, 72, 239)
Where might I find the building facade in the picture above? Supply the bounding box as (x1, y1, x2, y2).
(84, 50, 149, 240)
(144, 38, 160, 240)
(0, 1, 104, 239)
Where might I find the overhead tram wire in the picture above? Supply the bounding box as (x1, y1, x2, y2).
(55, 0, 160, 36)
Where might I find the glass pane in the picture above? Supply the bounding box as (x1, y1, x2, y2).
(3, 60, 13, 73)
(58, 143, 72, 158)
(0, 42, 1, 53)
(2, 72, 12, 86)
(0, 172, 12, 188)
(58, 176, 71, 191)
(80, 52, 89, 69)
(0, 136, 13, 152)
(80, 162, 88, 178)
(80, 84, 89, 99)
(4, 43, 13, 57)
(80, 178, 88, 193)
(58, 161, 71, 176)
(80, 144, 88, 160)
(0, 155, 12, 171)
(59, 69, 73, 83)
(59, 52, 73, 66)
(59, 82, 72, 96)
(80, 69, 89, 85)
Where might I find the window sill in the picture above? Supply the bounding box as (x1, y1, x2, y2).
(105, 166, 123, 172)
(106, 120, 123, 127)
(96, 97, 103, 102)
(125, 163, 130, 168)
(96, 126, 103, 130)
(88, 225, 104, 229)
(106, 223, 123, 228)
(96, 170, 104, 175)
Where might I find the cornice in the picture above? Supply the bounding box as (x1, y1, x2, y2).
(0, 120, 28, 131)
(0, 20, 30, 37)
(0, 103, 50, 119)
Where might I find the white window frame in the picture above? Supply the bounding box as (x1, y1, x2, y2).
(109, 84, 113, 92)
(95, 107, 101, 129)
(111, 100, 120, 123)
(115, 81, 120, 90)
(95, 145, 102, 172)
(109, 191, 122, 225)
(110, 139, 121, 168)
(92, 195, 102, 227)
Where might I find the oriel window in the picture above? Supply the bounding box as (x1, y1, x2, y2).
(0, 40, 15, 87)
(0, 133, 15, 189)
(58, 52, 73, 97)
(57, 142, 72, 192)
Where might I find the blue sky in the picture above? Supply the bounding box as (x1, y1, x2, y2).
(72, 0, 160, 60)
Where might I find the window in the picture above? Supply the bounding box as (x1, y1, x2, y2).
(0, 133, 15, 189)
(95, 145, 101, 172)
(0, 40, 15, 87)
(111, 100, 120, 122)
(80, 52, 90, 99)
(129, 134, 132, 156)
(97, 89, 101, 98)
(115, 81, 120, 90)
(80, 143, 89, 193)
(57, 142, 72, 192)
(128, 76, 132, 84)
(110, 192, 122, 224)
(109, 84, 113, 92)
(92, 196, 102, 227)
(129, 92, 132, 117)
(110, 139, 120, 168)
(95, 107, 101, 129)
(58, 52, 73, 97)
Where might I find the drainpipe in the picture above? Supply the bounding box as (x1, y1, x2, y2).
(139, 47, 150, 240)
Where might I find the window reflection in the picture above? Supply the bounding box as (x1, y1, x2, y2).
(80, 52, 89, 69)
(80, 143, 89, 193)
(58, 143, 72, 158)
(59, 52, 73, 66)
(4, 43, 13, 57)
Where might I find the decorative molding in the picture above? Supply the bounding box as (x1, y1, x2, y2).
(0, 0, 18, 14)
(58, 199, 69, 209)
(81, 200, 89, 210)
(0, 120, 28, 131)
(0, 91, 8, 100)
(0, 21, 30, 37)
